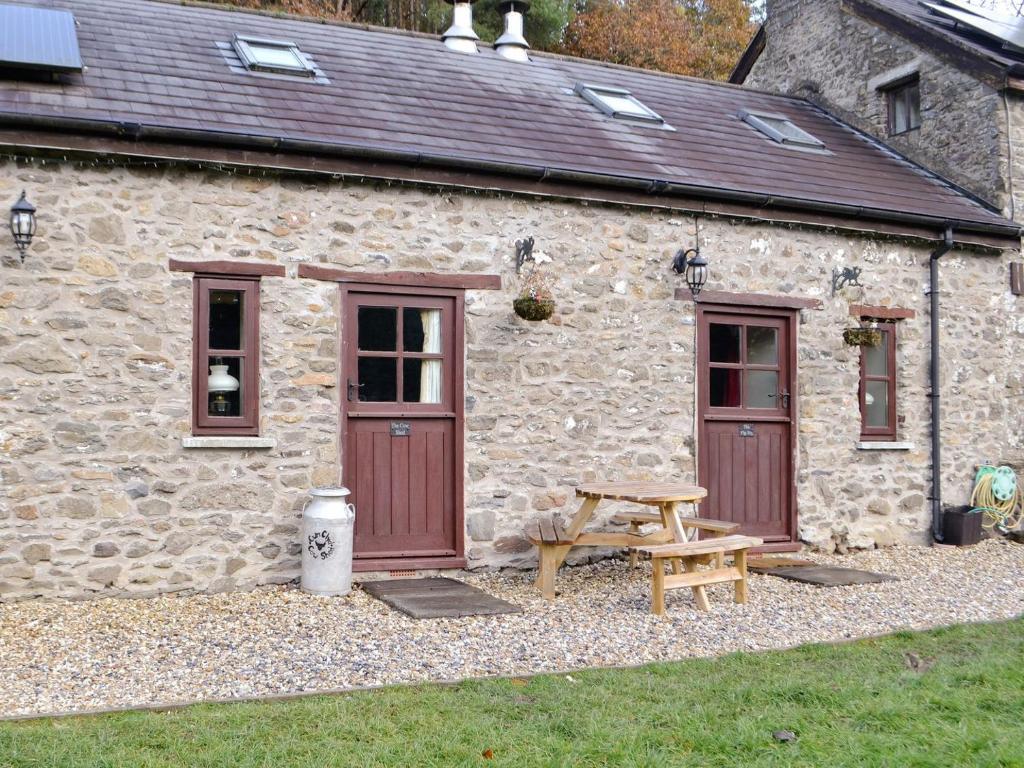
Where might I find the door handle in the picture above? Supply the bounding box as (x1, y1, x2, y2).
(347, 379, 364, 402)
(779, 389, 791, 408)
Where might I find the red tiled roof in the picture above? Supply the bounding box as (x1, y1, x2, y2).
(0, 0, 1016, 237)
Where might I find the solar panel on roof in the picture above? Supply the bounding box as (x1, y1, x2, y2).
(0, 4, 82, 73)
(920, 0, 1024, 53)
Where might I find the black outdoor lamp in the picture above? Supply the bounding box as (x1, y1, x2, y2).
(9, 190, 36, 262)
(672, 246, 709, 298)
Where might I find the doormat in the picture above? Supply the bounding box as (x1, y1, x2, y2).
(360, 577, 522, 619)
(747, 556, 817, 572)
(758, 566, 897, 587)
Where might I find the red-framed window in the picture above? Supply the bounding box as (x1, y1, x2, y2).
(859, 322, 897, 441)
(192, 276, 260, 435)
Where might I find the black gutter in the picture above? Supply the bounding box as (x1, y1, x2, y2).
(0, 112, 1020, 242)
(929, 226, 955, 543)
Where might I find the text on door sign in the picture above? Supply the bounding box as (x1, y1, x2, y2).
(738, 424, 755, 438)
(390, 421, 411, 437)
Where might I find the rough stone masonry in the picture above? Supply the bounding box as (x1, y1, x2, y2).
(0, 158, 1021, 600)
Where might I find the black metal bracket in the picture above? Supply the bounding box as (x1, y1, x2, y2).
(831, 266, 863, 296)
(515, 236, 535, 274)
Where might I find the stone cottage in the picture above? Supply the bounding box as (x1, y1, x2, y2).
(0, 0, 1020, 600)
(732, 0, 1024, 223)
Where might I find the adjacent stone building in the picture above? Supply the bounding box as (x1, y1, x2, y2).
(0, 0, 1021, 600)
(734, 0, 1024, 222)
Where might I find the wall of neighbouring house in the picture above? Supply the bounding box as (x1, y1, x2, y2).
(746, 0, 1010, 217)
(0, 158, 1021, 601)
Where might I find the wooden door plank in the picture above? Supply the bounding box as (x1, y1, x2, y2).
(355, 430, 375, 539)
(373, 430, 392, 537)
(408, 429, 427, 535)
(391, 431, 410, 536)
(425, 429, 444, 536)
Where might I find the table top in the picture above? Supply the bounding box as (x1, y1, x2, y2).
(575, 482, 707, 504)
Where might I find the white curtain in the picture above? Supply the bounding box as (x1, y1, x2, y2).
(419, 309, 442, 404)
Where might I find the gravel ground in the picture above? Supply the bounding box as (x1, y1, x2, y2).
(1, 540, 1022, 719)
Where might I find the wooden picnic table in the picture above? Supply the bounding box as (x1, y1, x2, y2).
(527, 481, 714, 600)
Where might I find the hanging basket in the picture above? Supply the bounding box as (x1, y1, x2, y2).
(843, 327, 882, 347)
(513, 297, 555, 321)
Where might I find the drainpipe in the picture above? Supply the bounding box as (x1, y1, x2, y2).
(929, 226, 954, 542)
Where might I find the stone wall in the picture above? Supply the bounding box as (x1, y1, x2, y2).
(0, 158, 1021, 600)
(745, 0, 1010, 215)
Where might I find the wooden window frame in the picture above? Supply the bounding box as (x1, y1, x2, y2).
(192, 276, 261, 436)
(859, 322, 898, 441)
(885, 76, 921, 136)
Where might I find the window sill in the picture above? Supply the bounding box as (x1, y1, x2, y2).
(857, 441, 914, 451)
(182, 436, 277, 449)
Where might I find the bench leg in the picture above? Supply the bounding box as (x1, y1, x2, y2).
(535, 544, 571, 600)
(734, 549, 749, 605)
(629, 522, 641, 568)
(683, 557, 712, 611)
(670, 557, 682, 575)
(651, 559, 666, 615)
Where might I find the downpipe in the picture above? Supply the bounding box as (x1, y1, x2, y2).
(929, 226, 955, 542)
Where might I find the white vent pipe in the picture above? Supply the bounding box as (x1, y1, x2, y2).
(442, 0, 480, 54)
(495, 0, 530, 62)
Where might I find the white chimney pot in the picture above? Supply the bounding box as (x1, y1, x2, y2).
(495, 0, 531, 62)
(443, 0, 480, 54)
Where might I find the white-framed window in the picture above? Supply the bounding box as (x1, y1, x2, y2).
(739, 109, 826, 150)
(574, 82, 668, 127)
(232, 34, 315, 77)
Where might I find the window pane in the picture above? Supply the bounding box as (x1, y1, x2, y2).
(906, 83, 921, 129)
(358, 307, 397, 351)
(207, 356, 242, 417)
(404, 309, 442, 353)
(709, 324, 741, 363)
(209, 290, 243, 350)
(250, 44, 304, 69)
(403, 359, 441, 403)
(710, 368, 741, 407)
(747, 326, 778, 365)
(864, 333, 889, 376)
(865, 380, 889, 428)
(893, 91, 909, 133)
(358, 357, 397, 402)
(747, 370, 779, 409)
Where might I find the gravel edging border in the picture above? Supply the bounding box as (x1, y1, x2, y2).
(4, 617, 1017, 724)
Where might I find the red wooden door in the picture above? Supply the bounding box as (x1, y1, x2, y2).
(341, 289, 464, 569)
(697, 307, 797, 546)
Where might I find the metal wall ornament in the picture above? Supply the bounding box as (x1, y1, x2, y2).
(9, 190, 36, 261)
(831, 266, 864, 296)
(515, 236, 535, 274)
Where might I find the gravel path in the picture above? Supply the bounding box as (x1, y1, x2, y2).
(2, 540, 1022, 719)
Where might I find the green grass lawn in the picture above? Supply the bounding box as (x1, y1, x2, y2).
(2, 619, 1023, 767)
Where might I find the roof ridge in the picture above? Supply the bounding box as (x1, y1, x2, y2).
(148, 0, 813, 104)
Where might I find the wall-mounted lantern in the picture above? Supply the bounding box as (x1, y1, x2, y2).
(672, 245, 709, 299)
(9, 191, 36, 262)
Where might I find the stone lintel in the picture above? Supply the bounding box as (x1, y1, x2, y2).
(182, 436, 277, 449)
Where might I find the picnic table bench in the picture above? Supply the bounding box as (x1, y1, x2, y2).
(526, 481, 761, 612)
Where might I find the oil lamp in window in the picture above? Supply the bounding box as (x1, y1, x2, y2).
(208, 357, 239, 416)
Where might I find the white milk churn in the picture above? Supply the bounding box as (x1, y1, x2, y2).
(301, 487, 356, 596)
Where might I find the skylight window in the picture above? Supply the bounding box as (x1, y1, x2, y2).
(574, 83, 666, 126)
(739, 109, 825, 150)
(232, 34, 315, 77)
